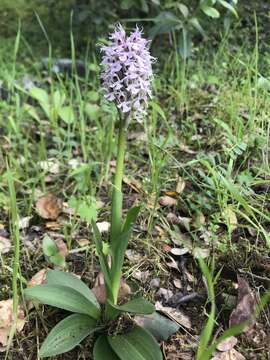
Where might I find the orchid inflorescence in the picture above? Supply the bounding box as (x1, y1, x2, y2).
(100, 23, 155, 123)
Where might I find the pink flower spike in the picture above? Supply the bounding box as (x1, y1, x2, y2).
(100, 23, 155, 122)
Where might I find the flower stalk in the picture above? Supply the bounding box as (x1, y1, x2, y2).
(110, 117, 126, 244)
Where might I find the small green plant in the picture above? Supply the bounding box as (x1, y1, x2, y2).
(42, 235, 66, 268)
(149, 0, 239, 59)
(25, 24, 174, 359)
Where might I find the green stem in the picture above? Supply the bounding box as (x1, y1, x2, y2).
(110, 119, 126, 244)
(106, 118, 127, 311)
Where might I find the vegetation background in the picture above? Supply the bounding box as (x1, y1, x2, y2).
(0, 1, 269, 359)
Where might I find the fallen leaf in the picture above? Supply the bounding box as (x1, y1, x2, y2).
(217, 336, 238, 352)
(156, 288, 174, 303)
(173, 279, 182, 289)
(155, 301, 191, 329)
(159, 196, 177, 206)
(229, 276, 256, 333)
(96, 221, 110, 233)
(125, 249, 142, 262)
(176, 177, 186, 194)
(170, 247, 190, 256)
(167, 258, 180, 271)
(18, 216, 32, 230)
(45, 221, 61, 230)
(162, 244, 172, 253)
(150, 278, 161, 289)
(179, 143, 196, 154)
(0, 299, 25, 348)
(132, 270, 150, 282)
(0, 237, 11, 254)
(36, 194, 63, 220)
(167, 212, 181, 225)
(28, 269, 47, 287)
(54, 238, 68, 258)
(211, 349, 245, 360)
(123, 175, 143, 193)
(193, 247, 210, 259)
(92, 272, 130, 305)
(77, 238, 90, 247)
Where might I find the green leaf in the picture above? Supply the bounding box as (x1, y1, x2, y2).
(52, 90, 65, 110)
(122, 206, 140, 233)
(91, 221, 112, 294)
(135, 312, 180, 341)
(108, 325, 163, 360)
(25, 284, 100, 319)
(108, 298, 155, 315)
(217, 0, 238, 17)
(189, 17, 206, 37)
(29, 87, 49, 104)
(42, 235, 58, 257)
(201, 5, 220, 18)
(50, 254, 66, 267)
(93, 335, 120, 360)
(39, 314, 97, 357)
(85, 103, 100, 121)
(179, 28, 192, 60)
(29, 87, 50, 118)
(110, 230, 132, 300)
(178, 3, 189, 18)
(71, 196, 97, 223)
(46, 270, 100, 310)
(149, 12, 182, 39)
(196, 258, 216, 359)
(58, 106, 75, 124)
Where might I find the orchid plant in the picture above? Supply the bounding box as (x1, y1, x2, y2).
(24, 24, 172, 359)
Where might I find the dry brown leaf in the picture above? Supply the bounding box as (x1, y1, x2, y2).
(27, 269, 48, 310)
(77, 238, 90, 247)
(167, 212, 181, 225)
(18, 216, 32, 230)
(0, 236, 11, 254)
(36, 194, 63, 220)
(211, 349, 245, 360)
(167, 258, 180, 271)
(0, 299, 25, 348)
(173, 279, 183, 289)
(125, 249, 142, 262)
(179, 143, 196, 154)
(45, 221, 62, 230)
(54, 238, 68, 258)
(92, 272, 130, 305)
(159, 196, 177, 206)
(132, 270, 150, 282)
(28, 269, 47, 287)
(170, 248, 190, 256)
(155, 301, 191, 329)
(193, 247, 210, 259)
(162, 244, 172, 253)
(217, 336, 238, 352)
(123, 175, 143, 193)
(176, 177, 186, 194)
(229, 276, 256, 333)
